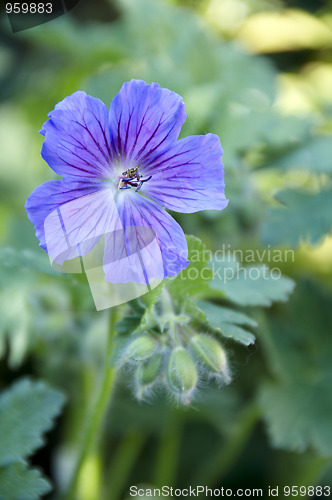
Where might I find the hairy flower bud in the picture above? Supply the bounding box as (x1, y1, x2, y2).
(137, 353, 163, 386)
(166, 347, 198, 404)
(136, 353, 164, 400)
(190, 334, 230, 382)
(125, 335, 158, 362)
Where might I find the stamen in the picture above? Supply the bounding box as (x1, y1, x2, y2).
(118, 167, 152, 191)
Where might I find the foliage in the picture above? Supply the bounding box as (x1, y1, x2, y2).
(262, 188, 332, 246)
(0, 379, 65, 500)
(195, 301, 256, 346)
(258, 281, 332, 456)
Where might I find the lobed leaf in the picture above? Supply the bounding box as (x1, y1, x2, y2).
(209, 261, 295, 307)
(263, 135, 332, 175)
(196, 301, 256, 346)
(0, 461, 51, 500)
(262, 188, 332, 246)
(259, 377, 332, 456)
(0, 378, 65, 466)
(0, 247, 59, 278)
(258, 281, 332, 455)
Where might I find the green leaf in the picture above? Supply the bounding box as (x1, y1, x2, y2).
(182, 299, 207, 323)
(0, 378, 65, 466)
(114, 285, 165, 337)
(264, 135, 332, 175)
(0, 461, 51, 500)
(258, 281, 332, 455)
(0, 283, 31, 368)
(196, 301, 256, 346)
(0, 280, 74, 369)
(262, 188, 332, 246)
(259, 377, 332, 456)
(23, 18, 126, 64)
(210, 262, 295, 307)
(0, 247, 59, 278)
(115, 314, 143, 336)
(167, 236, 213, 301)
(135, 283, 165, 334)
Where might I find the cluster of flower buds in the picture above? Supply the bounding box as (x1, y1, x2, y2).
(121, 329, 231, 405)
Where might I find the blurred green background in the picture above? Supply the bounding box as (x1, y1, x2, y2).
(1, 0, 332, 498)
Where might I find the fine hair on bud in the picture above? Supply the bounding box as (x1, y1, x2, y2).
(166, 346, 198, 406)
(190, 334, 231, 384)
(135, 353, 164, 401)
(122, 334, 159, 366)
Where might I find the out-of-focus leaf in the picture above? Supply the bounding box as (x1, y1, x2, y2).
(21, 18, 126, 65)
(195, 301, 256, 346)
(85, 0, 292, 167)
(262, 136, 332, 174)
(0, 378, 65, 466)
(0, 247, 60, 278)
(258, 281, 332, 455)
(0, 282, 32, 368)
(209, 261, 295, 306)
(0, 278, 74, 368)
(259, 377, 332, 456)
(0, 461, 51, 500)
(167, 236, 213, 301)
(262, 188, 332, 246)
(237, 9, 332, 53)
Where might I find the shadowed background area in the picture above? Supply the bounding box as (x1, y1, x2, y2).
(0, 0, 332, 499)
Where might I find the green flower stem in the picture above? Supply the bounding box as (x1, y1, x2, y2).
(154, 412, 182, 487)
(160, 286, 174, 316)
(107, 428, 146, 500)
(160, 287, 181, 345)
(63, 308, 119, 500)
(192, 403, 260, 486)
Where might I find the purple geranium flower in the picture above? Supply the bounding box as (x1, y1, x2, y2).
(25, 79, 228, 284)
